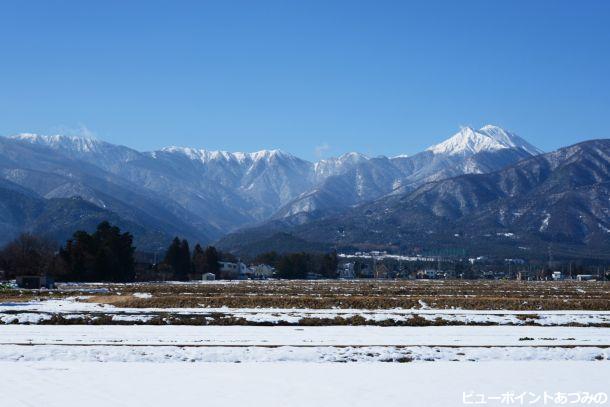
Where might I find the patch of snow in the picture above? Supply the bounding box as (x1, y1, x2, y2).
(540, 213, 551, 231)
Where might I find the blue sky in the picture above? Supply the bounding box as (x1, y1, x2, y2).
(1, 1, 609, 160)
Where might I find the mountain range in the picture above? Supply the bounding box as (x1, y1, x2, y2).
(3, 124, 605, 259)
(218, 139, 610, 260)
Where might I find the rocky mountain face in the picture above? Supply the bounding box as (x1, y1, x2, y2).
(218, 140, 610, 260)
(0, 125, 541, 250)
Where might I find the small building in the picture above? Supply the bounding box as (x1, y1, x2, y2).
(202, 272, 216, 281)
(552, 271, 563, 281)
(482, 270, 496, 280)
(517, 270, 534, 281)
(218, 261, 249, 279)
(16, 275, 55, 289)
(374, 263, 391, 279)
(576, 274, 594, 281)
(249, 264, 275, 279)
(338, 262, 355, 279)
(417, 269, 441, 279)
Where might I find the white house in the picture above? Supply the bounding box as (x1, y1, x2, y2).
(218, 261, 249, 279)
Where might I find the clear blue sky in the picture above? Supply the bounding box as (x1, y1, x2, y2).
(1, 1, 609, 160)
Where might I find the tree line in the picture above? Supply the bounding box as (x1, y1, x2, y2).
(0, 222, 338, 282)
(155, 237, 228, 281)
(0, 222, 136, 282)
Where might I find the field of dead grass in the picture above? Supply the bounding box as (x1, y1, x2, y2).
(68, 280, 610, 310)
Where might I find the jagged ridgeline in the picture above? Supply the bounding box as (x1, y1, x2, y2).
(218, 139, 610, 260)
(2, 127, 608, 258)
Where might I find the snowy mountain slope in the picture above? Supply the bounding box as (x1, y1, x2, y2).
(0, 137, 216, 248)
(218, 139, 610, 259)
(1, 124, 542, 248)
(273, 125, 540, 221)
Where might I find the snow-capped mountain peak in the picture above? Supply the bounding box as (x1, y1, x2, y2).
(477, 125, 542, 155)
(426, 125, 541, 156)
(157, 146, 295, 164)
(9, 133, 104, 153)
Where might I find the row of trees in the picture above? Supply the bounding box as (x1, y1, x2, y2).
(0, 226, 226, 282)
(158, 238, 224, 280)
(58, 222, 135, 282)
(0, 233, 58, 278)
(2, 226, 608, 282)
(0, 225, 237, 282)
(0, 223, 338, 282)
(0, 222, 136, 282)
(0, 235, 340, 283)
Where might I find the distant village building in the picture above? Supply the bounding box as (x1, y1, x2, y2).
(374, 263, 391, 279)
(218, 261, 249, 279)
(552, 271, 563, 281)
(417, 269, 441, 279)
(481, 270, 494, 279)
(505, 258, 526, 265)
(217, 261, 275, 280)
(469, 256, 489, 264)
(338, 262, 356, 279)
(576, 274, 594, 281)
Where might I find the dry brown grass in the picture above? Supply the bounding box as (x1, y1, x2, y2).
(71, 280, 610, 310)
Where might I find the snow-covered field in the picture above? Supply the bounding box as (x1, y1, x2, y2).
(1, 362, 608, 407)
(1, 325, 608, 347)
(0, 325, 608, 363)
(1, 290, 608, 406)
(3, 297, 610, 326)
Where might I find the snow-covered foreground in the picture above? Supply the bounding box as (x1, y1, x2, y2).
(0, 361, 608, 407)
(1, 310, 608, 405)
(0, 325, 608, 363)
